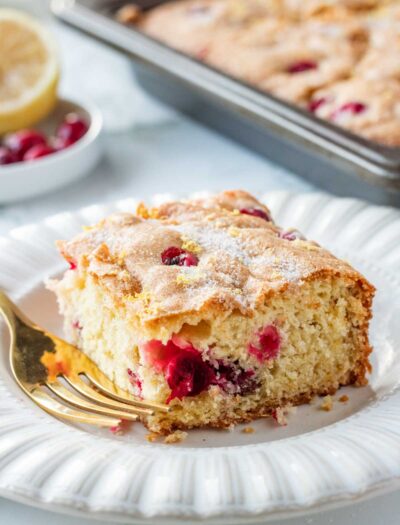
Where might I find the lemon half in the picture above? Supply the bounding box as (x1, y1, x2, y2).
(0, 9, 59, 134)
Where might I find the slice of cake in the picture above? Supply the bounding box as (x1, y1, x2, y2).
(308, 78, 400, 146)
(49, 191, 374, 434)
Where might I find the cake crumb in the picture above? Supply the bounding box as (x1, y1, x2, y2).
(110, 420, 133, 435)
(136, 202, 150, 219)
(270, 270, 283, 280)
(116, 4, 141, 24)
(271, 407, 287, 426)
(320, 395, 333, 411)
(339, 394, 349, 403)
(164, 430, 188, 444)
(146, 432, 159, 443)
(242, 426, 255, 434)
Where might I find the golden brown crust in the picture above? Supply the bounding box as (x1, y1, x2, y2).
(142, 371, 360, 434)
(56, 191, 375, 329)
(135, 0, 400, 145)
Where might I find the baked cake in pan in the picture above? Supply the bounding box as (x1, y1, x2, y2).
(133, 0, 400, 146)
(49, 191, 374, 433)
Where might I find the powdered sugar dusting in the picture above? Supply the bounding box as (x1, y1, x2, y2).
(171, 224, 251, 265)
(251, 253, 304, 282)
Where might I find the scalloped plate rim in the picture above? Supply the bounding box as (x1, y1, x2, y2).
(1, 190, 400, 523)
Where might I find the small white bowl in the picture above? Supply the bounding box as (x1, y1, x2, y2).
(0, 97, 102, 203)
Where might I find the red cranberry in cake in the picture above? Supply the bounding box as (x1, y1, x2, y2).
(249, 325, 281, 362)
(287, 60, 318, 74)
(308, 97, 327, 113)
(72, 320, 82, 330)
(127, 368, 143, 397)
(279, 230, 305, 241)
(165, 349, 214, 402)
(140, 339, 181, 373)
(161, 246, 198, 266)
(214, 362, 258, 395)
(331, 102, 366, 120)
(240, 207, 271, 221)
(197, 46, 210, 61)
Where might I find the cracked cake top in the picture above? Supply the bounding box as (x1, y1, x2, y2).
(56, 191, 373, 326)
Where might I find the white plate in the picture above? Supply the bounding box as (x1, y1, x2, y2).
(1, 191, 400, 524)
(0, 97, 102, 203)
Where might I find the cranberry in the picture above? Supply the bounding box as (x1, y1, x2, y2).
(161, 246, 198, 266)
(53, 136, 75, 151)
(140, 339, 182, 372)
(240, 208, 271, 221)
(279, 230, 305, 241)
(140, 338, 214, 402)
(214, 361, 258, 395)
(287, 60, 318, 74)
(5, 130, 47, 160)
(110, 420, 132, 434)
(248, 325, 281, 362)
(56, 113, 88, 144)
(197, 46, 210, 61)
(331, 102, 366, 120)
(165, 349, 214, 402)
(72, 320, 82, 330)
(308, 97, 326, 113)
(127, 368, 143, 397)
(68, 260, 77, 270)
(0, 146, 19, 165)
(23, 144, 54, 161)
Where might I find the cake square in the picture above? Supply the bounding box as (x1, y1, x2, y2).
(49, 191, 374, 433)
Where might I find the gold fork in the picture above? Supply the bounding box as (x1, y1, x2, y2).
(0, 290, 169, 428)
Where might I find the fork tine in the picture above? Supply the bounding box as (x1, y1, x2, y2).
(63, 374, 154, 416)
(31, 388, 121, 428)
(85, 370, 170, 413)
(45, 380, 138, 422)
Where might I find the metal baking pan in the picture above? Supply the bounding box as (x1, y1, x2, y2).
(52, 0, 400, 206)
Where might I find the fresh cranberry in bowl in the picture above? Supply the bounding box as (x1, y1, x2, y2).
(4, 129, 47, 160)
(56, 113, 89, 145)
(0, 97, 102, 203)
(0, 146, 19, 165)
(23, 144, 55, 161)
(52, 137, 75, 152)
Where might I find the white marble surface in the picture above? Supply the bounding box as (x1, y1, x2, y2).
(0, 2, 400, 524)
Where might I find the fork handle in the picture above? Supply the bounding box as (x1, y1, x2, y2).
(0, 290, 35, 330)
(0, 290, 17, 335)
